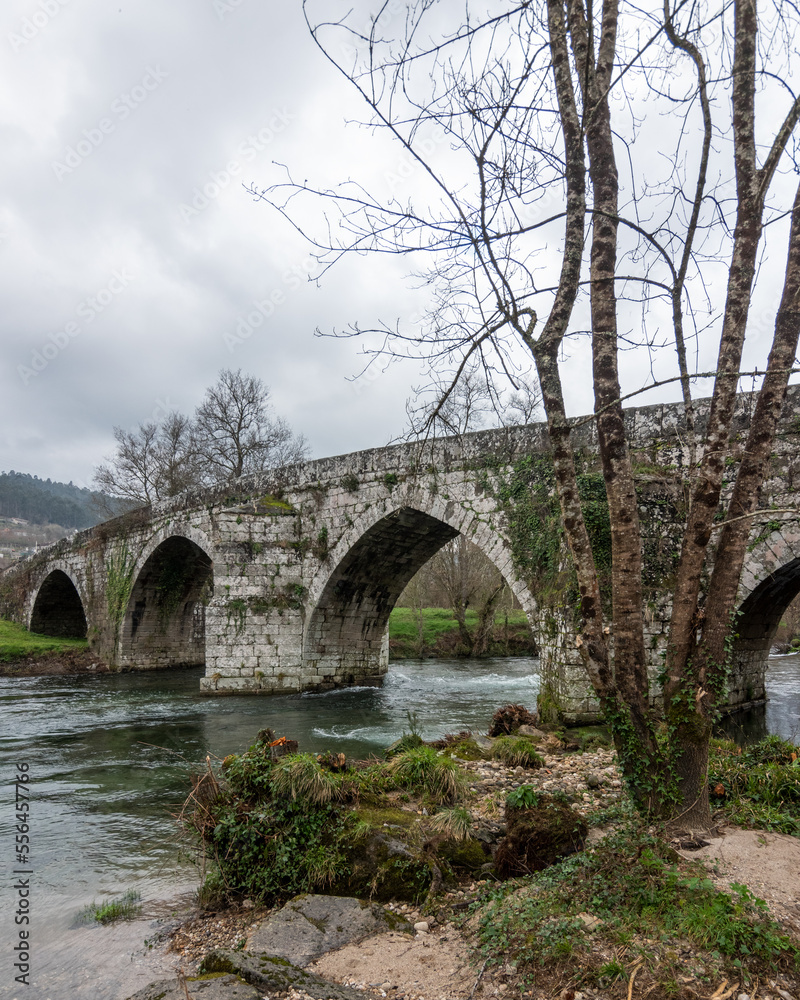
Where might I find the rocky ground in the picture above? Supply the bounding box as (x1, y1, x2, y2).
(167, 743, 622, 965)
(155, 742, 800, 1000)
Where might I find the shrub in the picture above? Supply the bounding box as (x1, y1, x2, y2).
(708, 736, 800, 835)
(428, 805, 473, 840)
(180, 729, 472, 906)
(506, 784, 540, 811)
(384, 732, 425, 758)
(386, 745, 465, 803)
(181, 735, 349, 905)
(492, 736, 543, 769)
(488, 703, 538, 737)
(269, 753, 350, 804)
(478, 827, 800, 977)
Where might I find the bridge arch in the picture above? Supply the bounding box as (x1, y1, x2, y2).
(737, 557, 800, 648)
(118, 530, 214, 670)
(730, 554, 800, 706)
(726, 528, 800, 707)
(29, 567, 87, 638)
(303, 496, 537, 684)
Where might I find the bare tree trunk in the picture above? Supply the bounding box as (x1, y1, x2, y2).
(526, 0, 612, 706)
(452, 599, 474, 653)
(472, 581, 504, 656)
(664, 0, 798, 827)
(564, 0, 663, 804)
(701, 182, 800, 686)
(661, 183, 800, 830)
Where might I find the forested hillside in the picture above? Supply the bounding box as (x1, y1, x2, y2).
(0, 472, 117, 529)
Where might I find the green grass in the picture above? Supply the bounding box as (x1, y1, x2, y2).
(476, 826, 800, 983)
(80, 889, 141, 924)
(491, 735, 543, 769)
(0, 617, 88, 662)
(709, 735, 800, 835)
(386, 745, 466, 803)
(388, 606, 534, 657)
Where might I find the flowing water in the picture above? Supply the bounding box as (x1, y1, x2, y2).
(0, 657, 538, 1000)
(717, 653, 800, 744)
(1, 652, 798, 1000)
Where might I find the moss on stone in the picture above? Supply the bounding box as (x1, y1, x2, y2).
(354, 805, 417, 828)
(258, 495, 296, 515)
(436, 836, 489, 872)
(439, 738, 485, 762)
(371, 856, 432, 903)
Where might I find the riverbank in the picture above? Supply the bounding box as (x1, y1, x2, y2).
(0, 617, 105, 674)
(388, 607, 537, 658)
(0, 646, 113, 676)
(155, 734, 800, 1000)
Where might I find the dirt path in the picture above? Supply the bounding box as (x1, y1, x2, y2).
(309, 925, 482, 1000)
(684, 826, 800, 940)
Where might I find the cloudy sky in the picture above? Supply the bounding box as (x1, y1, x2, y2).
(1, 1, 796, 489)
(1, 0, 444, 487)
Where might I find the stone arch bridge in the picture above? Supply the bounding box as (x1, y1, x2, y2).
(4, 390, 800, 723)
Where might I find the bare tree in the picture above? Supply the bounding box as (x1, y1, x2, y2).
(253, 0, 800, 827)
(94, 371, 308, 506)
(409, 367, 496, 439)
(93, 420, 190, 509)
(427, 536, 506, 653)
(194, 369, 308, 482)
(156, 412, 204, 496)
(503, 379, 543, 426)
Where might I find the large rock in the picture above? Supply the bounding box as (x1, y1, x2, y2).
(126, 974, 260, 1000)
(199, 949, 370, 999)
(246, 893, 411, 967)
(517, 724, 548, 739)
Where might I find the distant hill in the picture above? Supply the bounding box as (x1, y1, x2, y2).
(0, 471, 122, 530)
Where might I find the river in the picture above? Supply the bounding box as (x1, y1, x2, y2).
(0, 653, 797, 999)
